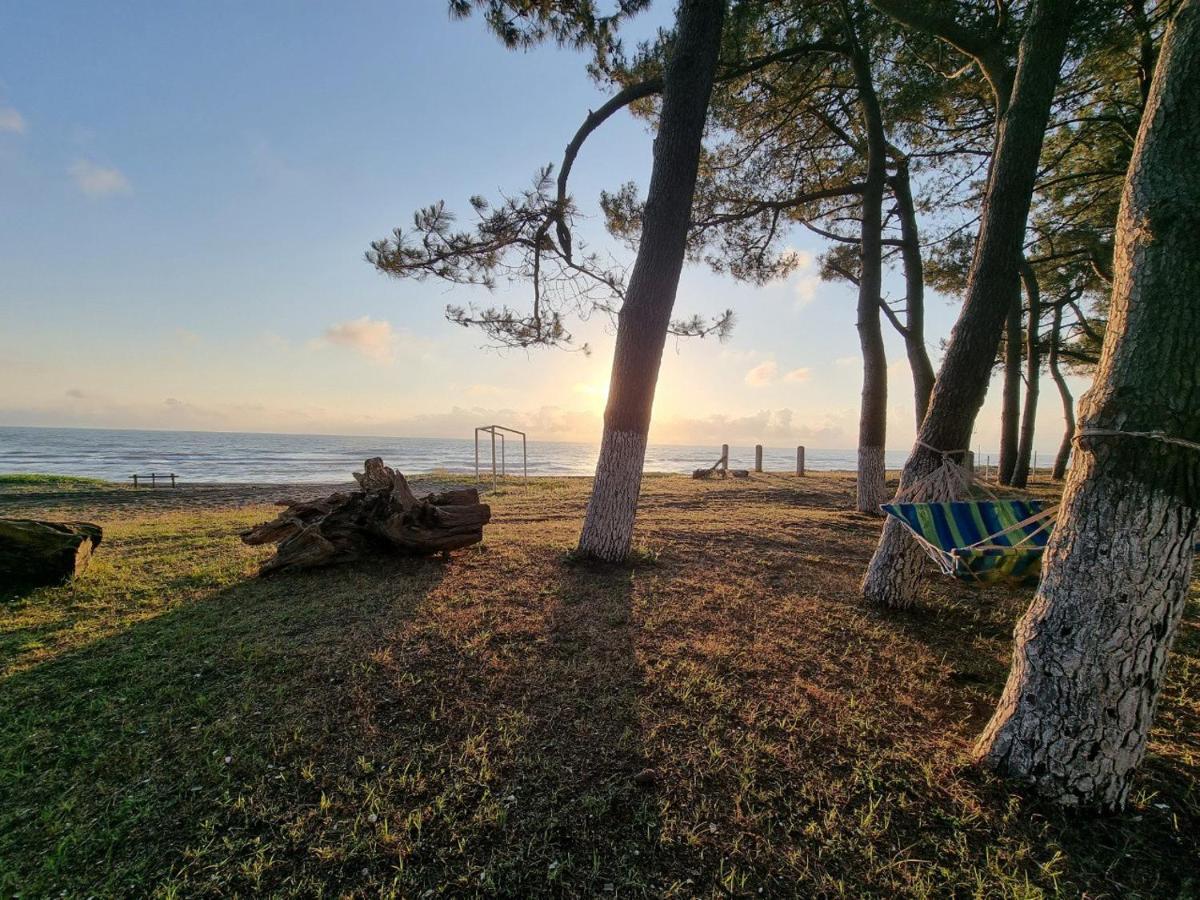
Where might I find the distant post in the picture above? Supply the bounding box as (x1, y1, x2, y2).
(721, 443, 729, 475)
(796, 446, 805, 476)
(754, 444, 763, 472)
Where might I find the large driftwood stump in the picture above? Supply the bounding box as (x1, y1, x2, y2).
(241, 458, 490, 574)
(0, 519, 103, 593)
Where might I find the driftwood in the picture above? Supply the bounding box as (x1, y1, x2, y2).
(241, 458, 490, 574)
(0, 519, 103, 593)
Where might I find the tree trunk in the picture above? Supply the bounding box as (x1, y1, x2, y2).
(576, 0, 726, 561)
(1012, 261, 1041, 487)
(848, 12, 889, 515)
(1048, 300, 1075, 479)
(0, 519, 103, 593)
(862, 0, 1076, 608)
(891, 161, 935, 427)
(974, 1, 1200, 810)
(998, 294, 1023, 484)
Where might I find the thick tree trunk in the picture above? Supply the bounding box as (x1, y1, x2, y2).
(848, 15, 889, 515)
(862, 0, 1076, 608)
(1048, 301, 1075, 479)
(975, 1, 1200, 810)
(577, 0, 725, 561)
(891, 161, 935, 426)
(0, 519, 103, 593)
(1012, 261, 1041, 487)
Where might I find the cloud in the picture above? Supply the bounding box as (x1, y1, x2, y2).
(780, 247, 820, 308)
(783, 367, 811, 382)
(70, 159, 131, 197)
(745, 360, 778, 386)
(319, 316, 401, 363)
(650, 407, 856, 447)
(65, 388, 89, 400)
(794, 275, 820, 307)
(0, 106, 26, 135)
(258, 331, 291, 350)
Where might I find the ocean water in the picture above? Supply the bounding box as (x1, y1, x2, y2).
(0, 426, 915, 484)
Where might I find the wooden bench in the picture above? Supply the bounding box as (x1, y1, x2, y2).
(131, 473, 178, 488)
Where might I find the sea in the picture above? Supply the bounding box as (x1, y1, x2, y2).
(0, 426, 917, 484)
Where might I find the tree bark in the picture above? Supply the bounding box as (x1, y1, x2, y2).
(862, 0, 1076, 608)
(0, 519, 103, 593)
(890, 161, 935, 427)
(577, 0, 726, 561)
(241, 459, 490, 574)
(998, 292, 1024, 484)
(974, 0, 1200, 810)
(1012, 261, 1041, 487)
(847, 9, 889, 515)
(1048, 300, 1075, 479)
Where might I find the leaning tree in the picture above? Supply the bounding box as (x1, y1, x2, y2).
(974, 0, 1199, 809)
(860, 0, 1079, 608)
(371, 0, 744, 561)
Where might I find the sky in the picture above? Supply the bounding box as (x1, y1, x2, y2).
(0, 1, 1085, 455)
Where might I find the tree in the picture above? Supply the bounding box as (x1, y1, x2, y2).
(860, 0, 1079, 609)
(974, 0, 1200, 809)
(616, 1, 948, 512)
(1011, 259, 1041, 487)
(997, 293, 1023, 484)
(577, 0, 727, 560)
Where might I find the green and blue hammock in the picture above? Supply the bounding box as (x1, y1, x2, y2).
(881, 499, 1055, 586)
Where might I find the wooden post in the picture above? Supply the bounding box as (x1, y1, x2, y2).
(754, 444, 763, 472)
(491, 429, 497, 489)
(151, 473, 157, 487)
(796, 446, 805, 476)
(170, 473, 177, 488)
(132, 474, 139, 488)
(721, 443, 729, 477)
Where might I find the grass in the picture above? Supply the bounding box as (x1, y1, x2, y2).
(0, 473, 109, 487)
(0, 473, 1196, 897)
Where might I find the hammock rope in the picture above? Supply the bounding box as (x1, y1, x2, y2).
(1075, 427, 1200, 453)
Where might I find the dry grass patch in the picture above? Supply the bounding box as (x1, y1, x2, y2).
(0, 473, 1195, 897)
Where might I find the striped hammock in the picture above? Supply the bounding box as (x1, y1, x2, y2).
(881, 499, 1054, 586)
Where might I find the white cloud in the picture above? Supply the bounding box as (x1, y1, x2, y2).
(745, 360, 778, 386)
(0, 106, 26, 135)
(70, 159, 131, 197)
(319, 316, 400, 363)
(780, 247, 820, 308)
(794, 275, 820, 307)
(783, 367, 811, 383)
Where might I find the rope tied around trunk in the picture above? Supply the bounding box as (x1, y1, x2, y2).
(894, 440, 996, 502)
(1074, 427, 1200, 454)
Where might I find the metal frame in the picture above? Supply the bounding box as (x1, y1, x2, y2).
(474, 425, 527, 488)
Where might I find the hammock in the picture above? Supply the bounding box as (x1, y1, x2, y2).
(882, 499, 1055, 586)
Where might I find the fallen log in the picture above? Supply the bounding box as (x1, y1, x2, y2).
(241, 458, 490, 574)
(0, 519, 103, 593)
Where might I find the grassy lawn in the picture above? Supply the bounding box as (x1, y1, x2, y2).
(0, 474, 1196, 897)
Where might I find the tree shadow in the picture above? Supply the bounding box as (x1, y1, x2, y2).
(0, 554, 447, 896)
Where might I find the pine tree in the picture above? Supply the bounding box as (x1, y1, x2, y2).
(974, 0, 1200, 809)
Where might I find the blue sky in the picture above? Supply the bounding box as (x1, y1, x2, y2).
(0, 1, 1080, 454)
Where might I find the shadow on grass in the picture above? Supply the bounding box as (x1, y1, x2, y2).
(0, 555, 447, 896)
